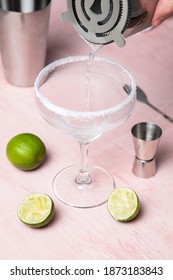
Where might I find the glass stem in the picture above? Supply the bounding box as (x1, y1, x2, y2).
(75, 143, 92, 185)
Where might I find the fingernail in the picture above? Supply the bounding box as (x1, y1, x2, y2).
(152, 17, 165, 27)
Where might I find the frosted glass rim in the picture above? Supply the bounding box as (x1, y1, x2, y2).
(34, 55, 136, 119)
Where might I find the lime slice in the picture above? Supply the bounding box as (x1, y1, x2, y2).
(108, 188, 140, 222)
(17, 193, 55, 228)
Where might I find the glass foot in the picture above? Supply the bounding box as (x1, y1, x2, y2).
(53, 165, 115, 208)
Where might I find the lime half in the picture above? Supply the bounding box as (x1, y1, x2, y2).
(108, 188, 140, 222)
(17, 193, 55, 228)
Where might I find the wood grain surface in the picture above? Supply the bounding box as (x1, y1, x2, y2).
(0, 1, 173, 260)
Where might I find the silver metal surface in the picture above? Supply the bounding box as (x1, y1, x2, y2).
(124, 85, 173, 123)
(137, 87, 173, 123)
(61, 0, 159, 47)
(0, 0, 51, 13)
(131, 122, 162, 178)
(61, 0, 130, 47)
(132, 157, 156, 178)
(0, 0, 51, 87)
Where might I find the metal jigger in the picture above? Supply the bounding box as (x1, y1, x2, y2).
(131, 122, 162, 178)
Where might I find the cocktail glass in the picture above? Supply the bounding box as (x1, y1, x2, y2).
(35, 56, 136, 208)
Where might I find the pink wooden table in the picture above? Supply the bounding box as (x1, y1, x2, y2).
(0, 1, 173, 260)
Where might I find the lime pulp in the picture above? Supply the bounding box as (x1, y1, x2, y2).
(108, 188, 140, 222)
(17, 193, 55, 228)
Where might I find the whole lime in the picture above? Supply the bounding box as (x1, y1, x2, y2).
(6, 133, 46, 170)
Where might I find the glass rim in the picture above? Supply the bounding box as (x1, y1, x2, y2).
(34, 55, 136, 119)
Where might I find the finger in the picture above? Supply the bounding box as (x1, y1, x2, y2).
(152, 0, 173, 26)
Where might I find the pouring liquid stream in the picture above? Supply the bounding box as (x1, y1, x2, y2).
(85, 42, 103, 111)
(76, 42, 103, 186)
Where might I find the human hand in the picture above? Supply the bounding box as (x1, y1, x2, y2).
(152, 0, 173, 26)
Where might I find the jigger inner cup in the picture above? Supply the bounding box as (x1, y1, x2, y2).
(131, 122, 162, 141)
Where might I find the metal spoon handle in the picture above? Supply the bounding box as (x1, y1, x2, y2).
(147, 101, 173, 123)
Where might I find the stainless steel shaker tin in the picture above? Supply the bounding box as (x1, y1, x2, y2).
(0, 0, 51, 13)
(0, 0, 51, 87)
